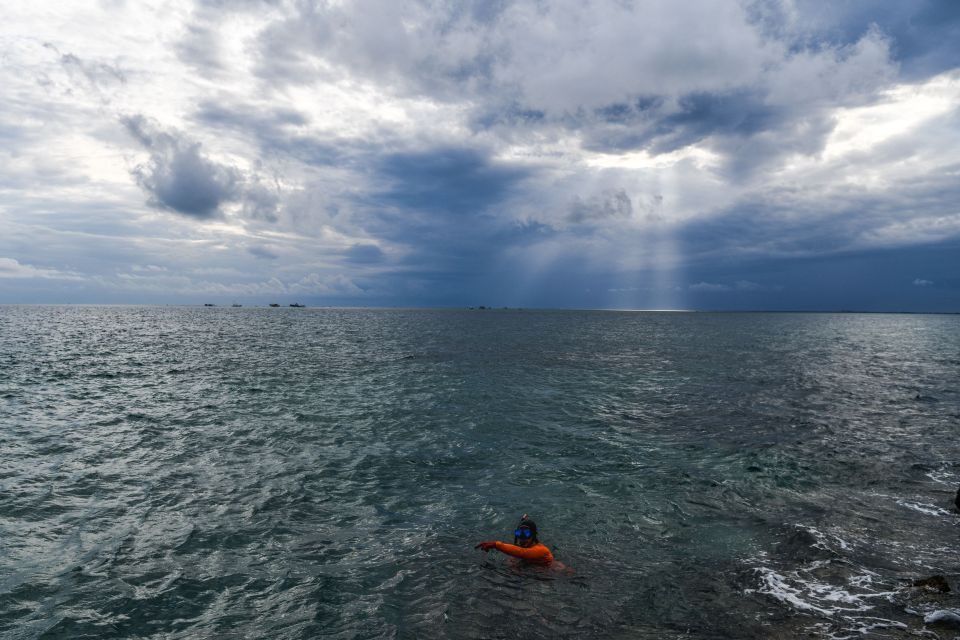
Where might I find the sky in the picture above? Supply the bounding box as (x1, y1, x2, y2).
(1, 0, 959, 311)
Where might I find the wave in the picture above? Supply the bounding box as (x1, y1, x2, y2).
(749, 563, 896, 618)
(895, 499, 955, 518)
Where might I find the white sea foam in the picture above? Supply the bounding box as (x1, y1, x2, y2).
(869, 490, 958, 519)
(924, 609, 960, 625)
(895, 499, 954, 517)
(847, 569, 881, 588)
(744, 525, 886, 618)
(751, 565, 896, 618)
(751, 567, 838, 616)
(747, 518, 918, 640)
(806, 617, 910, 640)
(925, 468, 958, 486)
(803, 525, 852, 552)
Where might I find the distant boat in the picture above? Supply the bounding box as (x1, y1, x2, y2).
(269, 303, 280, 307)
(289, 303, 305, 308)
(231, 304, 242, 307)
(204, 303, 215, 307)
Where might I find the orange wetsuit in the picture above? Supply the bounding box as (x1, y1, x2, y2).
(494, 541, 554, 565)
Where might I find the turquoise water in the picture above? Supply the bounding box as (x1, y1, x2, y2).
(1, 307, 959, 638)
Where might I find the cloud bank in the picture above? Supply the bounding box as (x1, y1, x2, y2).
(0, 0, 958, 310)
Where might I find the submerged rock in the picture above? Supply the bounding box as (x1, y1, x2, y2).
(924, 609, 960, 629)
(775, 527, 836, 562)
(913, 575, 951, 592)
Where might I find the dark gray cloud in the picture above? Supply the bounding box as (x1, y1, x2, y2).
(123, 115, 240, 218)
(196, 101, 309, 130)
(785, 0, 960, 78)
(567, 189, 633, 224)
(240, 181, 281, 222)
(469, 103, 546, 133)
(338, 145, 546, 296)
(678, 160, 960, 265)
(575, 88, 792, 158)
(370, 146, 532, 215)
(248, 245, 279, 260)
(651, 90, 784, 152)
(679, 239, 960, 312)
(194, 101, 347, 167)
(344, 243, 385, 264)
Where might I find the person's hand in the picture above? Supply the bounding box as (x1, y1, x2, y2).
(475, 541, 496, 551)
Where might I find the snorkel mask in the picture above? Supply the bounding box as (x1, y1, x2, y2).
(514, 513, 538, 544)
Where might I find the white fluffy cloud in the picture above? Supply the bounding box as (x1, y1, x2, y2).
(0, 258, 83, 281)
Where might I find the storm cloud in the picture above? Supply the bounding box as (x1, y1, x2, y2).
(124, 115, 240, 218)
(370, 146, 532, 216)
(0, 1, 958, 309)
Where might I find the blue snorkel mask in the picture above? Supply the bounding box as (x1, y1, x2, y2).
(514, 514, 538, 544)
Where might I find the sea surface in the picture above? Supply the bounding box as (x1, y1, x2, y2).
(1, 306, 959, 639)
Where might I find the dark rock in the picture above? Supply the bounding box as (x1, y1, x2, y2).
(776, 528, 836, 563)
(924, 610, 960, 628)
(913, 575, 951, 593)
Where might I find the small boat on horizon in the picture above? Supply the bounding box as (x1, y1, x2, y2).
(289, 303, 305, 308)
(269, 303, 280, 307)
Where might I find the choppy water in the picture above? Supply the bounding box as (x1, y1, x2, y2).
(1, 306, 959, 639)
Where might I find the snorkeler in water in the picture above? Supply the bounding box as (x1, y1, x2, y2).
(475, 514, 554, 565)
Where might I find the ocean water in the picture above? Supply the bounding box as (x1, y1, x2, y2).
(1, 306, 959, 639)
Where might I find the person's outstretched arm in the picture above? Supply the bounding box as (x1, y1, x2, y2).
(475, 541, 552, 564)
(493, 541, 552, 563)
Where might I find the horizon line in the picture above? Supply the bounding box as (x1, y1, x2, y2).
(1, 303, 958, 315)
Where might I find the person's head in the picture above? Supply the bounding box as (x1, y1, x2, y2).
(513, 514, 539, 547)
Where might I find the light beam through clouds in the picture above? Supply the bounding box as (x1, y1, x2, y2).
(1, 0, 958, 310)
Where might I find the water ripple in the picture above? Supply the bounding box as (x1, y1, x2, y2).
(1, 307, 959, 638)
